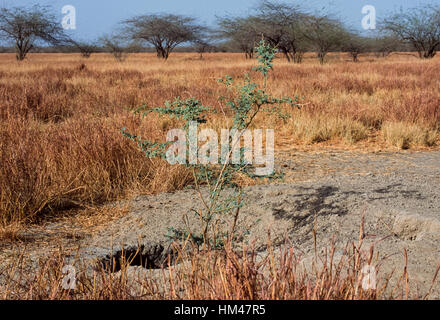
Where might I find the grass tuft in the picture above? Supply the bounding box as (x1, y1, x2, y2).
(381, 122, 438, 149)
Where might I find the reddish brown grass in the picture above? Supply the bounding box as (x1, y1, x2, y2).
(0, 52, 439, 225)
(2, 221, 436, 300)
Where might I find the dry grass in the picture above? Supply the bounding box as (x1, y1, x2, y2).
(288, 113, 370, 144)
(1, 219, 437, 300)
(0, 51, 439, 225)
(381, 122, 438, 149)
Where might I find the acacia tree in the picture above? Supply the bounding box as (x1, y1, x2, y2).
(382, 5, 440, 59)
(123, 14, 203, 60)
(194, 39, 213, 59)
(0, 5, 70, 61)
(371, 35, 402, 58)
(191, 25, 214, 59)
(303, 15, 346, 64)
(216, 16, 260, 59)
(75, 41, 98, 58)
(254, 0, 308, 63)
(100, 35, 129, 62)
(341, 32, 371, 62)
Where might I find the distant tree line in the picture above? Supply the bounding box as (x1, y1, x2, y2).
(0, 1, 439, 63)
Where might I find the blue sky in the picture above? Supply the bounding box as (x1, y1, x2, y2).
(2, 0, 439, 40)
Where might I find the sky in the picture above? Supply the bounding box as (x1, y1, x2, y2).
(2, 0, 439, 41)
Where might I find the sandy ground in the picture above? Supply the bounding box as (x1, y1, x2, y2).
(2, 149, 440, 298)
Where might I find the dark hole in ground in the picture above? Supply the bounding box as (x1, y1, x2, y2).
(98, 244, 174, 273)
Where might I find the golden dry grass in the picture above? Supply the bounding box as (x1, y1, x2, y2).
(0, 51, 439, 225)
(2, 220, 431, 300)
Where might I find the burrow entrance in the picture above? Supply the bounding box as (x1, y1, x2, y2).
(97, 243, 176, 273)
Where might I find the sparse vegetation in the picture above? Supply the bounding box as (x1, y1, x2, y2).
(123, 40, 299, 247)
(382, 122, 438, 149)
(122, 14, 205, 60)
(0, 4, 71, 60)
(382, 5, 440, 59)
(0, 220, 424, 300)
(0, 50, 439, 226)
(1, 0, 440, 302)
(75, 41, 98, 58)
